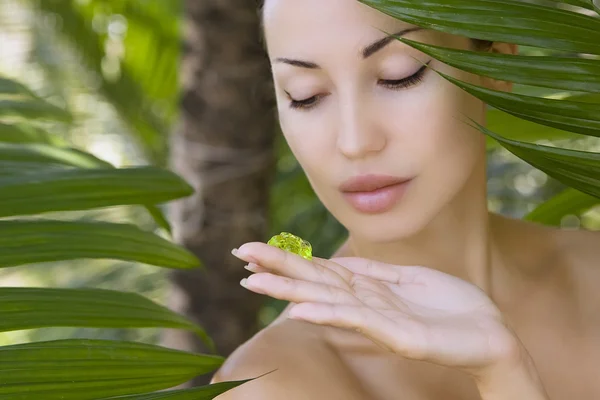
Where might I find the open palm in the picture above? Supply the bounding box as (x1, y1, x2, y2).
(233, 242, 519, 374)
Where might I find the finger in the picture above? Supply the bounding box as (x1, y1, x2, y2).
(242, 273, 360, 306)
(312, 257, 354, 282)
(244, 262, 268, 273)
(313, 260, 412, 312)
(233, 242, 349, 288)
(330, 257, 423, 285)
(349, 275, 400, 310)
(244, 255, 354, 285)
(288, 303, 425, 358)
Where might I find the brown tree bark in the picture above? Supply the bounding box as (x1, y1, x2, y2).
(162, 0, 276, 387)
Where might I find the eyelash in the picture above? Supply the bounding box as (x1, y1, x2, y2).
(287, 61, 431, 110)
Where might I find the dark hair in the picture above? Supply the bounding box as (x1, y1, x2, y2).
(258, 1, 494, 52)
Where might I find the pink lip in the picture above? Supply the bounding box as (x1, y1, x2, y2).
(340, 174, 412, 214)
(339, 174, 411, 192)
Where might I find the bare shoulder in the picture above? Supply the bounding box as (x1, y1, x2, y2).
(554, 224, 600, 251)
(491, 212, 599, 269)
(545, 226, 600, 322)
(210, 318, 370, 399)
(518, 216, 600, 297)
(551, 226, 600, 277)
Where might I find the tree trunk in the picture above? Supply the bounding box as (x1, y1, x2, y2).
(162, 0, 276, 387)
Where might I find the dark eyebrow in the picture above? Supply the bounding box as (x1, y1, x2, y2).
(273, 27, 424, 69)
(362, 27, 424, 58)
(273, 58, 320, 69)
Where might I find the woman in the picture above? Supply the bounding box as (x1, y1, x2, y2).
(211, 0, 600, 398)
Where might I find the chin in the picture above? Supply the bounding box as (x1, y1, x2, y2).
(346, 207, 432, 243)
(317, 180, 437, 243)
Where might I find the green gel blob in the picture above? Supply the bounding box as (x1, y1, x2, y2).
(267, 232, 313, 260)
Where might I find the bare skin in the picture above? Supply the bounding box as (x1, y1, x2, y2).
(213, 217, 600, 399)
(211, 0, 600, 398)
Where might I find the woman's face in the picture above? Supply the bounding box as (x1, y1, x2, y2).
(263, 0, 509, 242)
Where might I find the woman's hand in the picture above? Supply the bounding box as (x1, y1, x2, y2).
(231, 242, 522, 379)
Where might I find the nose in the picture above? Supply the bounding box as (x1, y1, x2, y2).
(336, 96, 386, 160)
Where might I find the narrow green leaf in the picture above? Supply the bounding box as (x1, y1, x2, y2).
(394, 38, 600, 94)
(0, 339, 224, 400)
(0, 99, 72, 122)
(0, 143, 172, 233)
(525, 188, 599, 225)
(0, 167, 193, 218)
(0, 161, 70, 177)
(0, 287, 214, 352)
(485, 108, 580, 150)
(105, 375, 270, 399)
(0, 122, 62, 145)
(360, 0, 600, 55)
(555, 0, 595, 10)
(0, 77, 37, 97)
(0, 220, 199, 269)
(470, 119, 600, 199)
(436, 70, 600, 138)
(0, 142, 112, 168)
(146, 205, 172, 235)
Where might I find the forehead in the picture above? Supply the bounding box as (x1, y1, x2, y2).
(263, 0, 398, 26)
(262, 0, 415, 56)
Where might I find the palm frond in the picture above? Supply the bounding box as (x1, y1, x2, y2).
(0, 76, 249, 398)
(361, 0, 600, 223)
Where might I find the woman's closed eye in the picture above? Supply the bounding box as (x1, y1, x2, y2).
(379, 60, 431, 90)
(286, 60, 432, 111)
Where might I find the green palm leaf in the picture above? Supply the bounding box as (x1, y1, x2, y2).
(471, 120, 600, 198)
(0, 77, 38, 96)
(360, 0, 600, 54)
(0, 142, 113, 168)
(0, 98, 72, 122)
(0, 339, 224, 400)
(485, 108, 581, 149)
(0, 72, 244, 397)
(0, 143, 173, 232)
(558, 0, 596, 10)
(0, 76, 73, 122)
(0, 287, 214, 352)
(525, 188, 599, 225)
(0, 122, 64, 144)
(437, 71, 600, 138)
(0, 167, 192, 218)
(393, 38, 600, 94)
(105, 380, 256, 400)
(361, 0, 600, 220)
(0, 220, 198, 269)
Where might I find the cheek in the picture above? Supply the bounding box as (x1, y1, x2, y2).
(430, 89, 483, 162)
(386, 67, 485, 171)
(418, 72, 487, 217)
(277, 102, 335, 178)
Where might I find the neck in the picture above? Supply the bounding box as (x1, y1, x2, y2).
(346, 162, 507, 293)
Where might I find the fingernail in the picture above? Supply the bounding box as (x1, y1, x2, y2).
(240, 278, 248, 288)
(232, 245, 258, 263)
(244, 263, 259, 272)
